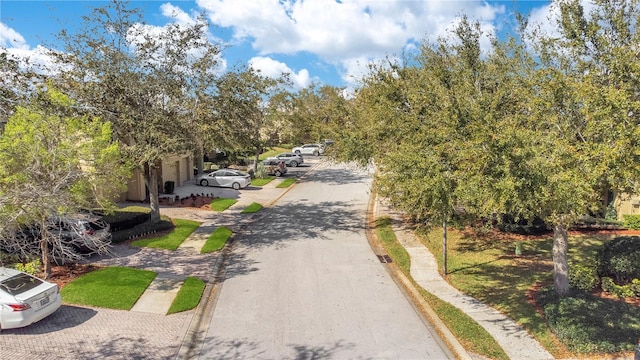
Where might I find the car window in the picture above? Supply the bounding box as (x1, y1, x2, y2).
(0, 273, 44, 296)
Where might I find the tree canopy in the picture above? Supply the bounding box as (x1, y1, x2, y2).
(331, 7, 640, 296)
(0, 87, 126, 276)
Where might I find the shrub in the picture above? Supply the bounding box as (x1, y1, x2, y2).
(253, 163, 268, 179)
(540, 288, 639, 353)
(601, 277, 635, 298)
(497, 215, 548, 235)
(597, 236, 640, 283)
(102, 207, 151, 231)
(12, 259, 42, 276)
(569, 264, 599, 292)
(623, 215, 640, 230)
(111, 218, 175, 244)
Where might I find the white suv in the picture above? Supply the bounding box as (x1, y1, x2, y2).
(292, 144, 323, 156)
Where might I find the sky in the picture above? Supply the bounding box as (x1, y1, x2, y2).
(0, 0, 556, 91)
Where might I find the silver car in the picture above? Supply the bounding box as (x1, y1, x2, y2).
(292, 144, 324, 156)
(275, 153, 304, 167)
(0, 267, 62, 331)
(196, 169, 251, 190)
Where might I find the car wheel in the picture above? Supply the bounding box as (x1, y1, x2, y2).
(200, 179, 209, 186)
(313, 150, 319, 156)
(232, 182, 241, 190)
(290, 160, 298, 167)
(294, 150, 301, 154)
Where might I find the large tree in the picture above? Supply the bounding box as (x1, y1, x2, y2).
(213, 66, 291, 173)
(0, 87, 126, 276)
(333, 10, 640, 296)
(53, 0, 219, 221)
(289, 84, 349, 145)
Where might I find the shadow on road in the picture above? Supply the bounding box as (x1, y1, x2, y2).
(198, 335, 356, 360)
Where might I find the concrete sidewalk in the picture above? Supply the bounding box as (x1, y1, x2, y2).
(374, 199, 554, 360)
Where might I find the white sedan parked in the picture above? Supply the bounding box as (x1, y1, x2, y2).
(195, 169, 251, 190)
(0, 267, 62, 331)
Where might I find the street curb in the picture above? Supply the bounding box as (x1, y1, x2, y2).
(364, 191, 472, 360)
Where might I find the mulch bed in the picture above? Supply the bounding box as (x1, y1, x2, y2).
(43, 263, 102, 289)
(158, 194, 217, 210)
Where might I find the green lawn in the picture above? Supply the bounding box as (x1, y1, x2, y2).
(131, 218, 200, 250)
(167, 276, 206, 314)
(251, 177, 275, 186)
(209, 198, 237, 211)
(374, 217, 509, 360)
(276, 178, 296, 188)
(241, 202, 263, 213)
(259, 146, 290, 160)
(418, 226, 640, 358)
(61, 267, 157, 310)
(201, 226, 232, 254)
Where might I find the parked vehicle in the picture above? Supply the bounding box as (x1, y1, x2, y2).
(275, 153, 304, 167)
(0, 267, 62, 331)
(1, 213, 112, 259)
(196, 169, 251, 190)
(48, 214, 112, 254)
(261, 158, 288, 177)
(292, 144, 323, 156)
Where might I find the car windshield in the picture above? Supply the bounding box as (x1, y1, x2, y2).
(0, 273, 43, 296)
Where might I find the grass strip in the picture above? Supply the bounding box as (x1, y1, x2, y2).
(374, 216, 509, 360)
(251, 177, 274, 186)
(167, 277, 206, 314)
(201, 226, 232, 254)
(210, 198, 237, 211)
(276, 178, 296, 188)
(61, 267, 156, 310)
(131, 218, 200, 250)
(241, 202, 263, 214)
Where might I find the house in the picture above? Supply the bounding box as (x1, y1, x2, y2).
(614, 192, 640, 220)
(121, 154, 193, 202)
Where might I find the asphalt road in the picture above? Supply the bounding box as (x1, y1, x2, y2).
(197, 160, 454, 359)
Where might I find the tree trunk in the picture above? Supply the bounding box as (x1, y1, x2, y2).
(195, 141, 205, 176)
(552, 222, 570, 296)
(40, 236, 51, 279)
(144, 162, 161, 223)
(253, 148, 260, 174)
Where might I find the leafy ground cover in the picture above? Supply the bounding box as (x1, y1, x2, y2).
(130, 218, 200, 250)
(61, 266, 156, 310)
(209, 198, 237, 212)
(241, 202, 263, 214)
(201, 226, 232, 254)
(167, 276, 206, 314)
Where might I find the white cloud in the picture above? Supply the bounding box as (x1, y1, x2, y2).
(196, 0, 506, 86)
(249, 56, 313, 89)
(0, 22, 29, 50)
(160, 3, 197, 25)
